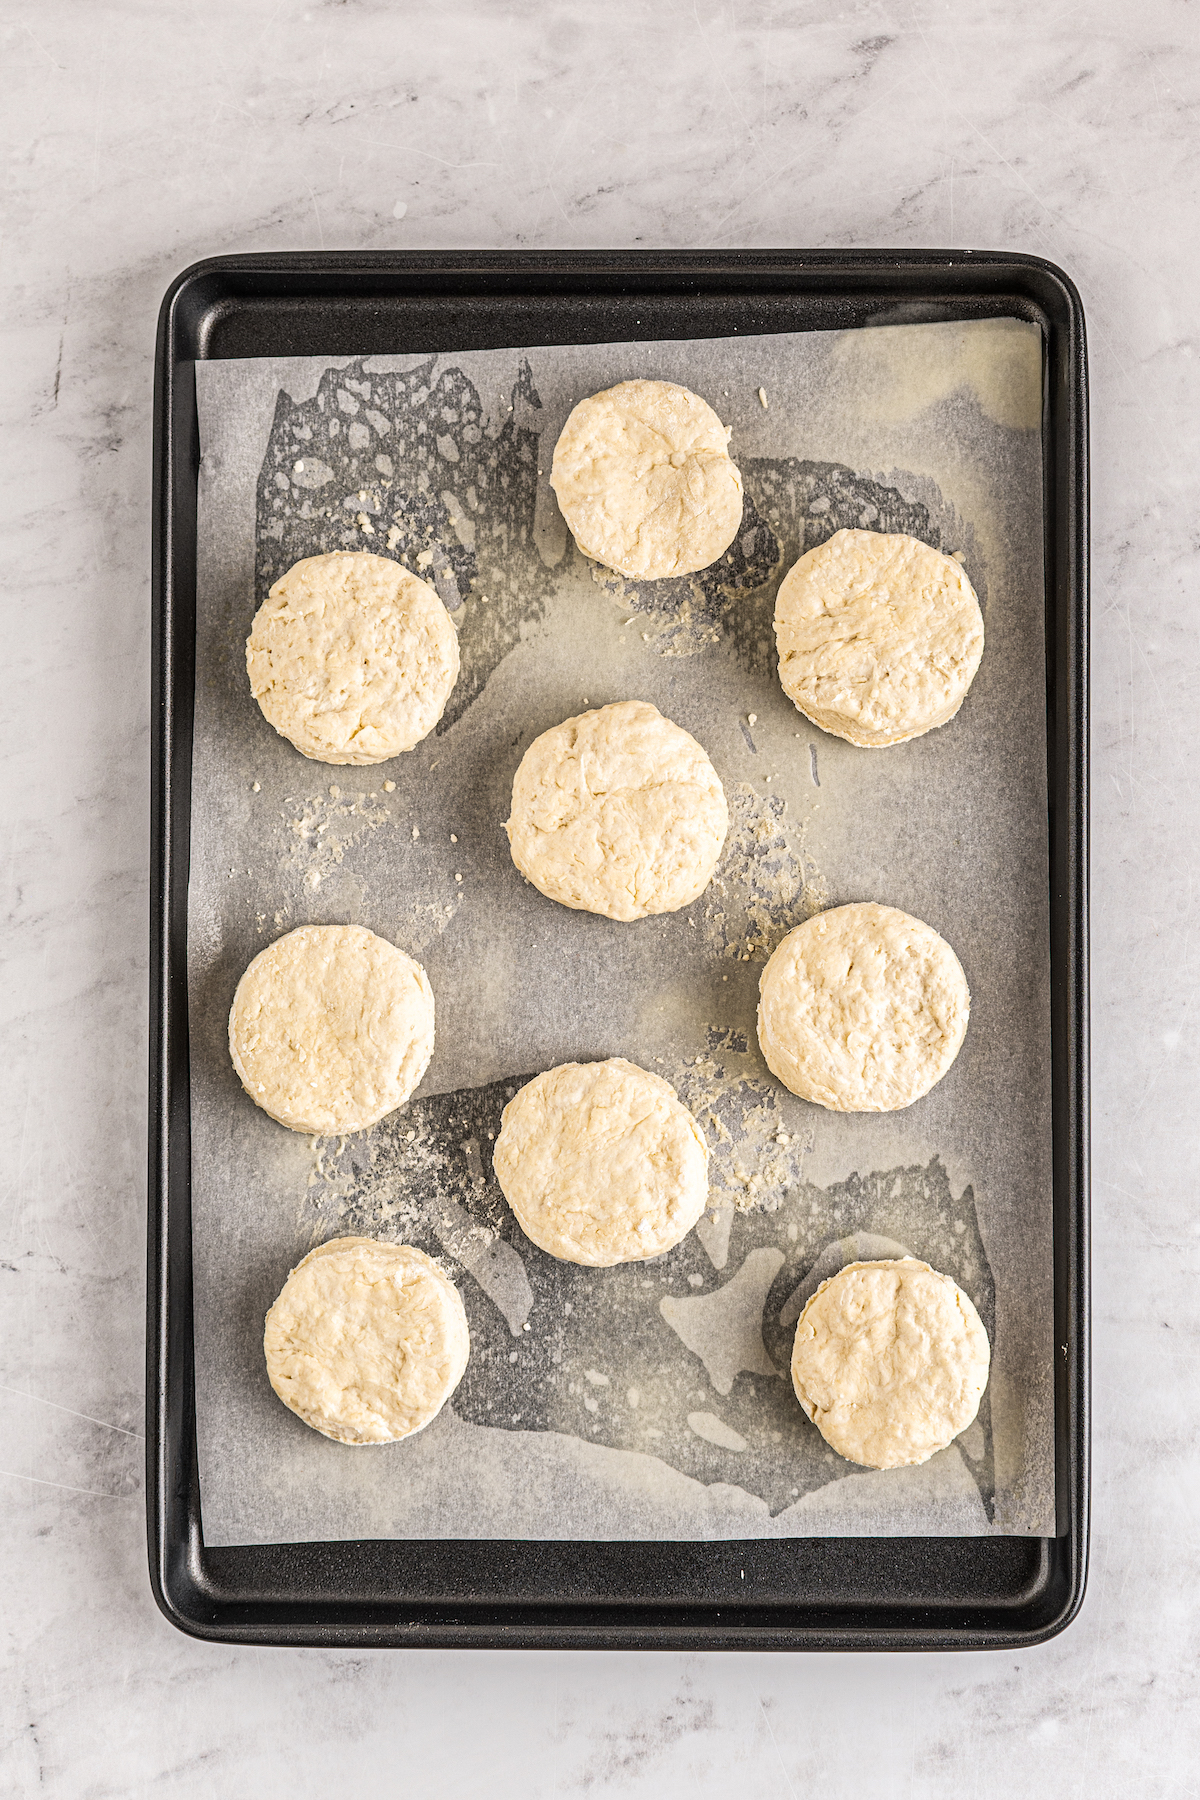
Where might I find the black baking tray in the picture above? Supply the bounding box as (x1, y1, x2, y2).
(149, 250, 1089, 1649)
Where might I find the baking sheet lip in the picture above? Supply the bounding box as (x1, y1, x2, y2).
(156, 1537, 1079, 1655)
(148, 248, 1089, 1650)
(160, 242, 1085, 292)
(159, 246, 1081, 365)
(149, 1543, 1084, 1654)
(149, 1620, 1078, 1655)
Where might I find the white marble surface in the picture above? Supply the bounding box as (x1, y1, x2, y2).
(2, 0, 1197, 1790)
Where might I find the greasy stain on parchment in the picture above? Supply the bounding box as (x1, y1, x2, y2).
(305, 1080, 997, 1520)
(254, 357, 557, 732)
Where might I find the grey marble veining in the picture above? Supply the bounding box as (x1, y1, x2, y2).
(2, 0, 1198, 1792)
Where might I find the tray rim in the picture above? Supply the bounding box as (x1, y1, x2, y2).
(149, 247, 1089, 1650)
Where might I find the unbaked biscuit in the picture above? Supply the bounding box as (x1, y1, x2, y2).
(757, 903, 969, 1111)
(790, 1258, 990, 1469)
(229, 924, 435, 1134)
(774, 529, 984, 747)
(264, 1237, 470, 1444)
(550, 379, 744, 580)
(492, 1058, 710, 1265)
(247, 551, 459, 764)
(505, 700, 728, 921)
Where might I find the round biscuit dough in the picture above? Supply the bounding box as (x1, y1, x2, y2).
(774, 529, 984, 747)
(264, 1237, 470, 1444)
(757, 903, 970, 1112)
(550, 379, 744, 581)
(246, 551, 460, 764)
(505, 700, 728, 921)
(790, 1258, 990, 1469)
(492, 1058, 710, 1266)
(229, 925, 435, 1135)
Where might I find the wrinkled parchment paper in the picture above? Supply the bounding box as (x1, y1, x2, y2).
(191, 318, 1053, 1543)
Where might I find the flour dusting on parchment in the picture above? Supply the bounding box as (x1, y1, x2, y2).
(705, 781, 827, 965)
(282, 786, 391, 890)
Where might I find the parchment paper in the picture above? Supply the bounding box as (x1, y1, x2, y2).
(191, 318, 1054, 1543)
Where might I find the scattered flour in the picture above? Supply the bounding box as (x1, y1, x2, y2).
(704, 782, 827, 965)
(282, 788, 391, 890)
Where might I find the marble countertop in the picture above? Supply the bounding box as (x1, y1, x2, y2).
(2, 0, 1197, 1791)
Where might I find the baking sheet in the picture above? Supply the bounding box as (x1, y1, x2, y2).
(190, 318, 1053, 1544)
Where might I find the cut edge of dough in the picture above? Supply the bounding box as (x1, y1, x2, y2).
(779, 684, 975, 749)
